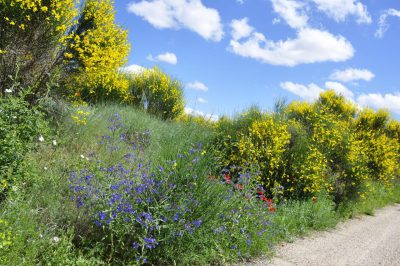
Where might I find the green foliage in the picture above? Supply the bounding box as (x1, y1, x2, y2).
(0, 93, 49, 196)
(212, 106, 264, 169)
(126, 67, 185, 120)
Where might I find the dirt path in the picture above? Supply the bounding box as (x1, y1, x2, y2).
(246, 204, 400, 266)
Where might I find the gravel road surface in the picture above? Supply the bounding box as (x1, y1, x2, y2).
(246, 204, 400, 266)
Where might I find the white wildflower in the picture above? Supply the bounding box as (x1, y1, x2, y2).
(38, 135, 44, 142)
(5, 89, 12, 93)
(52, 140, 57, 146)
(52, 236, 60, 243)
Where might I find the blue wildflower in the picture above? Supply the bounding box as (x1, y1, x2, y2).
(132, 242, 139, 249)
(192, 220, 202, 228)
(99, 211, 106, 220)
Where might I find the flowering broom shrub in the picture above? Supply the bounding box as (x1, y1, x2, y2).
(126, 67, 184, 120)
(286, 91, 366, 202)
(235, 116, 291, 190)
(1, 0, 130, 102)
(67, 114, 272, 264)
(64, 0, 130, 102)
(0, 0, 77, 94)
(213, 90, 399, 204)
(353, 109, 400, 187)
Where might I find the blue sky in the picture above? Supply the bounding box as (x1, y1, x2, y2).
(115, 0, 400, 120)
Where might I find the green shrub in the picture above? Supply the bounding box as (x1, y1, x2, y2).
(126, 67, 184, 120)
(0, 94, 49, 197)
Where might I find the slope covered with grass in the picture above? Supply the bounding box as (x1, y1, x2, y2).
(0, 104, 274, 265)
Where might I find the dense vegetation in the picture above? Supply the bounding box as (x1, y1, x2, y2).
(1, 0, 399, 265)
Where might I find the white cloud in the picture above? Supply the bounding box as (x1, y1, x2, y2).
(312, 0, 372, 24)
(375, 8, 400, 38)
(119, 64, 147, 74)
(329, 68, 375, 83)
(270, 0, 371, 28)
(281, 81, 354, 101)
(230, 18, 254, 40)
(197, 97, 207, 104)
(357, 93, 400, 114)
(271, 0, 309, 29)
(280, 81, 324, 101)
(325, 81, 354, 99)
(229, 20, 354, 66)
(127, 0, 224, 41)
(184, 107, 218, 121)
(272, 18, 281, 25)
(187, 81, 208, 92)
(236, 0, 244, 4)
(147, 52, 178, 65)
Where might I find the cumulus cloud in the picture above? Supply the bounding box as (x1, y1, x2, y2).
(357, 93, 400, 114)
(187, 81, 208, 92)
(127, 0, 224, 41)
(147, 52, 178, 65)
(119, 64, 146, 74)
(281, 81, 354, 101)
(312, 0, 372, 24)
(271, 0, 309, 29)
(228, 19, 354, 66)
(230, 18, 254, 40)
(270, 0, 371, 28)
(329, 68, 375, 83)
(325, 81, 354, 99)
(197, 97, 207, 104)
(280, 82, 324, 101)
(375, 8, 400, 38)
(184, 107, 218, 121)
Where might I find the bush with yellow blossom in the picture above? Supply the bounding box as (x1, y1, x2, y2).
(0, 0, 78, 95)
(214, 90, 399, 204)
(1, 0, 130, 103)
(125, 67, 184, 120)
(64, 0, 130, 102)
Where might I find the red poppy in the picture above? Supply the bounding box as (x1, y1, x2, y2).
(256, 190, 264, 195)
(269, 207, 275, 213)
(260, 195, 267, 202)
(225, 179, 232, 184)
